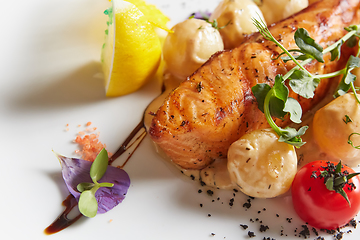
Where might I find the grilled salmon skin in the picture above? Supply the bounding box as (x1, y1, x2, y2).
(149, 0, 360, 170)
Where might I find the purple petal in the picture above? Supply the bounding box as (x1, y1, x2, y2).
(189, 11, 211, 20)
(55, 152, 130, 214)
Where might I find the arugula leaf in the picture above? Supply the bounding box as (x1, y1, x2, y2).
(289, 69, 320, 99)
(294, 28, 324, 63)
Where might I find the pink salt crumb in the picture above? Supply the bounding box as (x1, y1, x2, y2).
(86, 122, 92, 126)
(74, 130, 112, 162)
(85, 127, 98, 132)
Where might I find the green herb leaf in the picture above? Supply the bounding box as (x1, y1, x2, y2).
(346, 55, 360, 72)
(76, 148, 115, 217)
(344, 25, 360, 48)
(269, 75, 288, 119)
(283, 97, 302, 123)
(278, 126, 308, 147)
(334, 56, 360, 97)
(347, 35, 358, 48)
(330, 40, 343, 61)
(334, 77, 352, 97)
(77, 182, 95, 192)
(294, 28, 324, 63)
(90, 148, 109, 183)
(78, 189, 99, 218)
(289, 69, 320, 99)
(252, 83, 271, 113)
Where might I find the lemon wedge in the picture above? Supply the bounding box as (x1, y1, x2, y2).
(101, 0, 168, 97)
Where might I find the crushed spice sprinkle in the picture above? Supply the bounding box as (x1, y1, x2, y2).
(240, 224, 248, 230)
(248, 231, 256, 238)
(195, 165, 359, 239)
(207, 189, 214, 196)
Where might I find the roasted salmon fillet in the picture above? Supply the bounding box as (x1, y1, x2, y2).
(149, 0, 360, 170)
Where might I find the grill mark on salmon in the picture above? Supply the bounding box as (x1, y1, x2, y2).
(149, 0, 360, 170)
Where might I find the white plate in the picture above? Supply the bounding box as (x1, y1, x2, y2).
(1, 0, 359, 239)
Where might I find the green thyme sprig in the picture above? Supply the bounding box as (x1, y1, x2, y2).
(77, 148, 114, 218)
(251, 17, 360, 147)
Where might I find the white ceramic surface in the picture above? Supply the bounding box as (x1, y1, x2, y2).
(1, 0, 359, 239)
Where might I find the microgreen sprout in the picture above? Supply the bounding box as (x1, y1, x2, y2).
(251, 17, 360, 147)
(252, 75, 308, 147)
(77, 148, 114, 218)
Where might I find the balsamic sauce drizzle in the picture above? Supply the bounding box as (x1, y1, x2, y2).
(44, 120, 146, 235)
(109, 121, 146, 165)
(44, 194, 81, 235)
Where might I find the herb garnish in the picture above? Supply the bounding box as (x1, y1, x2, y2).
(77, 148, 114, 218)
(56, 149, 130, 219)
(251, 17, 360, 147)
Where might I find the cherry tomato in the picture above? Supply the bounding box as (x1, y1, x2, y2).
(291, 160, 360, 229)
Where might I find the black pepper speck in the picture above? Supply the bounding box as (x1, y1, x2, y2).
(240, 224, 248, 230)
(248, 231, 256, 238)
